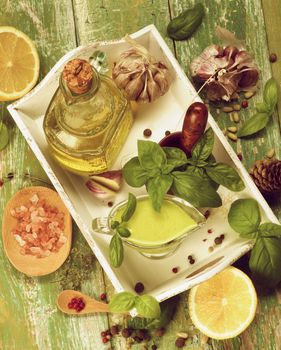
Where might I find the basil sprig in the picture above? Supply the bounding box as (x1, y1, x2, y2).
(109, 291, 161, 319)
(0, 120, 9, 151)
(228, 198, 281, 286)
(238, 78, 279, 137)
(109, 193, 136, 268)
(123, 129, 244, 211)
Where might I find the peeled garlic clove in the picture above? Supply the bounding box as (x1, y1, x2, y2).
(85, 180, 115, 199)
(91, 170, 123, 191)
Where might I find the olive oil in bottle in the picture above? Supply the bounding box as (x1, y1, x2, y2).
(43, 59, 133, 175)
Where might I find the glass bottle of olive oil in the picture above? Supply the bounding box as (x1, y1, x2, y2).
(43, 59, 133, 175)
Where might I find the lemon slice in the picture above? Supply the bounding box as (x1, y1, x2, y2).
(189, 267, 257, 339)
(0, 26, 40, 101)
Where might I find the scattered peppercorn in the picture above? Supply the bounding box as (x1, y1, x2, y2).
(107, 201, 114, 207)
(105, 329, 111, 336)
(110, 325, 119, 335)
(165, 130, 171, 136)
(214, 236, 223, 245)
(155, 328, 166, 337)
(143, 128, 152, 137)
(102, 337, 109, 343)
(220, 234, 225, 240)
(133, 336, 142, 343)
(152, 345, 158, 350)
(0, 179, 3, 188)
(241, 100, 248, 108)
(175, 337, 186, 348)
(136, 329, 147, 340)
(101, 331, 107, 337)
(208, 246, 214, 253)
(237, 153, 243, 161)
(189, 258, 195, 265)
(134, 282, 145, 294)
(188, 255, 192, 260)
(172, 267, 179, 273)
(100, 293, 107, 301)
(203, 238, 207, 242)
(121, 328, 132, 338)
(207, 229, 213, 234)
(269, 53, 277, 63)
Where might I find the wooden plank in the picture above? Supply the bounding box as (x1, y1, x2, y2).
(262, 0, 281, 127)
(0, 1, 109, 349)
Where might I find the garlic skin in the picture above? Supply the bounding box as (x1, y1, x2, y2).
(190, 44, 259, 101)
(112, 38, 171, 103)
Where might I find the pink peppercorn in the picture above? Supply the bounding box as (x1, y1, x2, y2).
(241, 100, 248, 108)
(100, 293, 107, 301)
(172, 267, 179, 273)
(207, 229, 213, 234)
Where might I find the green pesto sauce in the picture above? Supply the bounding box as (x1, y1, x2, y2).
(113, 198, 197, 246)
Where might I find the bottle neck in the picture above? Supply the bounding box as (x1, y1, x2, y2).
(60, 67, 100, 105)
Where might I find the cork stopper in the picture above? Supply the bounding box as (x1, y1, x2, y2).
(62, 59, 93, 94)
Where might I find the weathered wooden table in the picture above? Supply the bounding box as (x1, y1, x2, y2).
(1, 1, 281, 349)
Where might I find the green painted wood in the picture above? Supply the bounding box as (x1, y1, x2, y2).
(1, 0, 281, 349)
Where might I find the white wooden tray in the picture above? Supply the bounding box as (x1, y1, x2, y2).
(7, 25, 279, 302)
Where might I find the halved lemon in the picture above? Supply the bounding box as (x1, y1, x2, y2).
(0, 26, 40, 101)
(189, 266, 257, 339)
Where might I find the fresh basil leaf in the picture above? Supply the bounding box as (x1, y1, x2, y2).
(191, 128, 214, 163)
(237, 113, 269, 137)
(138, 140, 167, 170)
(111, 220, 120, 229)
(135, 295, 161, 319)
(185, 165, 219, 190)
(121, 193, 137, 222)
(109, 233, 124, 268)
(109, 292, 136, 313)
(128, 295, 180, 330)
(207, 154, 216, 164)
(171, 171, 222, 208)
(249, 236, 281, 287)
(256, 102, 272, 114)
(0, 122, 9, 151)
(263, 77, 278, 109)
(259, 222, 281, 238)
(162, 147, 188, 169)
(123, 157, 149, 187)
(117, 226, 131, 237)
(146, 174, 173, 212)
(228, 199, 261, 235)
(205, 163, 245, 192)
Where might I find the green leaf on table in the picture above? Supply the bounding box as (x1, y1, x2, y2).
(123, 157, 149, 187)
(0, 122, 9, 151)
(228, 198, 261, 236)
(205, 163, 245, 192)
(162, 147, 188, 170)
(249, 236, 281, 287)
(109, 233, 124, 268)
(263, 77, 278, 109)
(185, 165, 219, 190)
(121, 193, 137, 222)
(146, 174, 173, 212)
(171, 171, 222, 208)
(191, 128, 214, 163)
(237, 112, 270, 137)
(135, 295, 161, 319)
(109, 292, 136, 313)
(128, 295, 180, 330)
(138, 140, 167, 170)
(258, 222, 281, 238)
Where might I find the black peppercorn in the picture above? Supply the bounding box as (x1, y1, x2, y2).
(214, 237, 223, 245)
(143, 128, 152, 137)
(134, 282, 145, 294)
(110, 325, 119, 335)
(133, 336, 142, 343)
(121, 328, 132, 338)
(269, 53, 277, 63)
(165, 130, 171, 136)
(175, 337, 186, 348)
(136, 329, 146, 340)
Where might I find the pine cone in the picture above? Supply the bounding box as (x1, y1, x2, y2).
(249, 159, 281, 194)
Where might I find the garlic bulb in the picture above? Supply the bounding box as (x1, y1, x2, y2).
(112, 37, 171, 103)
(190, 31, 259, 101)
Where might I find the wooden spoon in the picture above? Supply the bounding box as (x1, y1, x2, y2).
(2, 186, 72, 276)
(57, 290, 110, 315)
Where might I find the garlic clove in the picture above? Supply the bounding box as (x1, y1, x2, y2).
(91, 170, 123, 191)
(85, 180, 116, 199)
